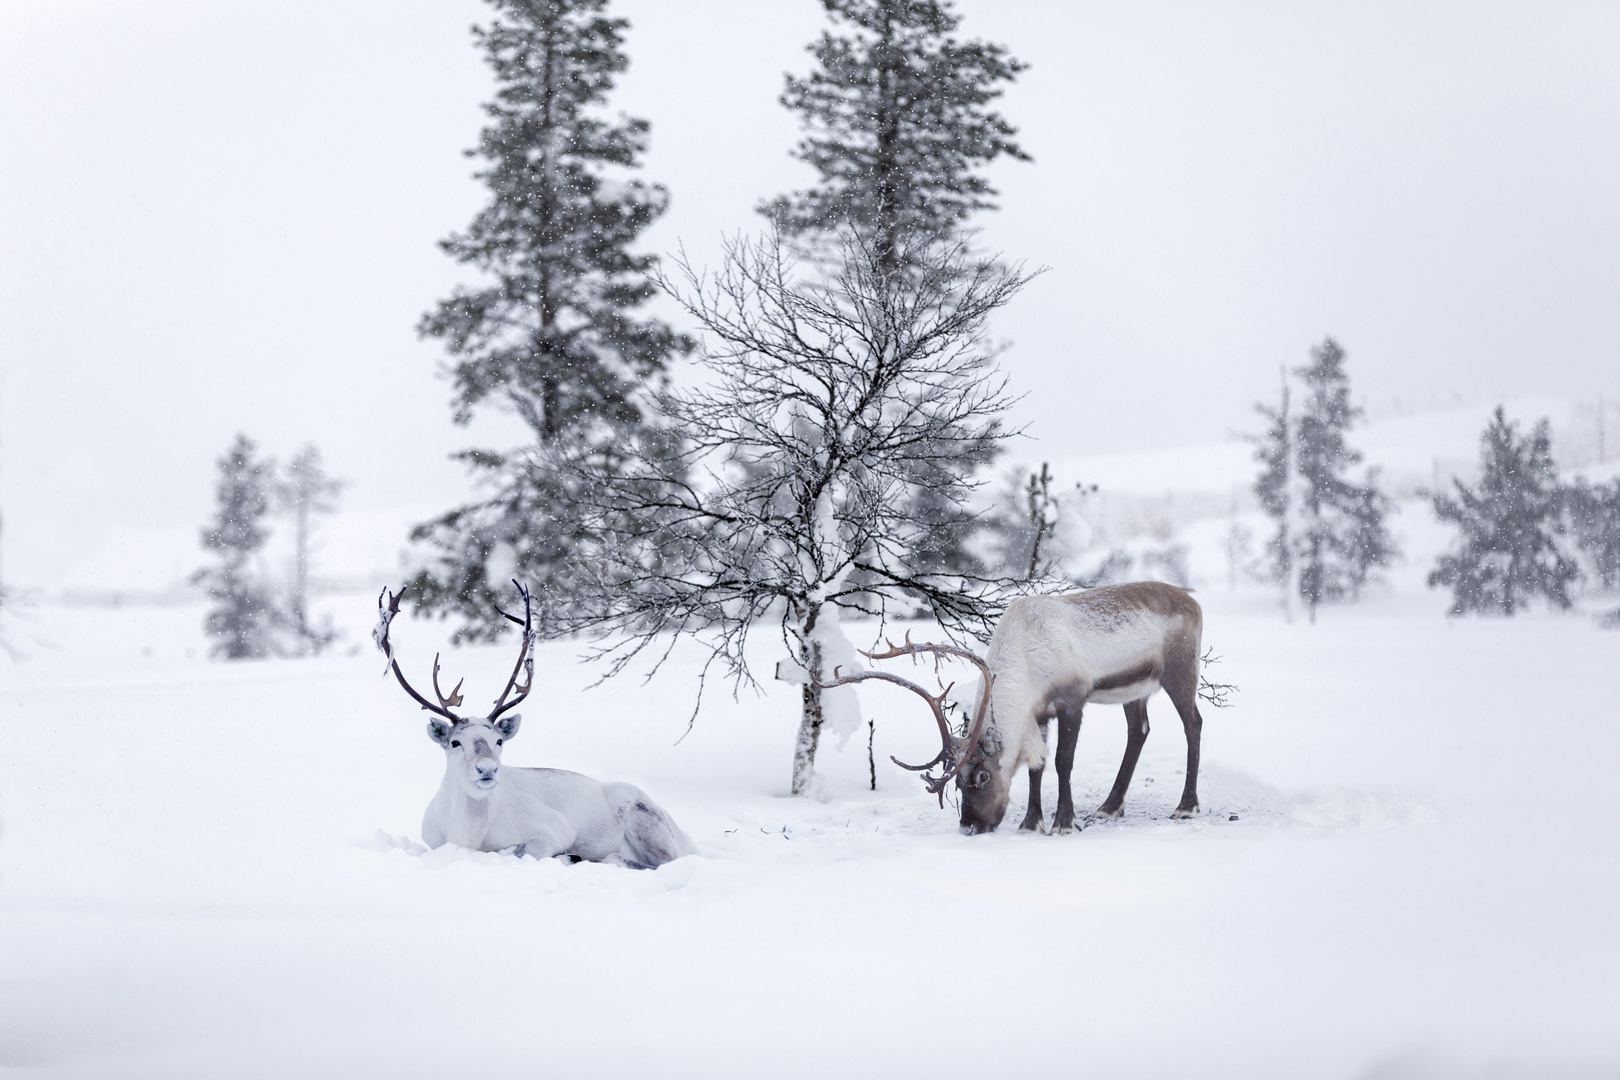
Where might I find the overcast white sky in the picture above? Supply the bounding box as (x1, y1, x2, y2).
(3, 0, 1619, 586)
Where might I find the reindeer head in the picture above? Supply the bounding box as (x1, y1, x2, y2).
(818, 634, 1005, 834)
(428, 714, 522, 799)
(954, 722, 1011, 834)
(375, 581, 536, 801)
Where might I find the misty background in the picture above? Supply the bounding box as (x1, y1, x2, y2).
(3, 0, 1619, 591)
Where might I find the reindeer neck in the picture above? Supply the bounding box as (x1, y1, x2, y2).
(435, 769, 503, 849)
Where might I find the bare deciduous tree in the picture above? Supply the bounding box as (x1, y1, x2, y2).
(561, 229, 1036, 795)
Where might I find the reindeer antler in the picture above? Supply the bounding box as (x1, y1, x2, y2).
(431, 654, 465, 710)
(373, 581, 536, 726)
(815, 636, 995, 807)
(374, 587, 464, 723)
(488, 580, 535, 720)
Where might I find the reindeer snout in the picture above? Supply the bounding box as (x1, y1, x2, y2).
(475, 763, 499, 785)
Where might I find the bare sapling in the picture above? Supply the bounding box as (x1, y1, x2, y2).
(557, 229, 1036, 797)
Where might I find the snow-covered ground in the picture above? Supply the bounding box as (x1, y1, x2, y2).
(3, 395, 1617, 1077)
(1, 575, 1617, 1078)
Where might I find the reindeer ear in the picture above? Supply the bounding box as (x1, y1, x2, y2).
(494, 713, 521, 740)
(426, 718, 454, 747)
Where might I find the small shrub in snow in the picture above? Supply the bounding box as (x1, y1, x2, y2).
(1429, 408, 1580, 615)
(981, 462, 1095, 582)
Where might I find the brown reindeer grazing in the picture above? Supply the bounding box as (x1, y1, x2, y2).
(822, 582, 1206, 834)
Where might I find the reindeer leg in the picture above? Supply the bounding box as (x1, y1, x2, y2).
(1162, 651, 1204, 819)
(1018, 717, 1051, 833)
(1051, 706, 1082, 835)
(1093, 698, 1150, 819)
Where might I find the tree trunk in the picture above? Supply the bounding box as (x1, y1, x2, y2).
(867, 718, 876, 791)
(790, 638, 824, 796)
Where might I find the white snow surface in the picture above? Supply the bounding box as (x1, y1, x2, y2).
(2, 583, 1617, 1079)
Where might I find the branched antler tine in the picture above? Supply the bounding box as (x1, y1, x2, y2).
(890, 750, 950, 773)
(374, 585, 462, 723)
(431, 653, 465, 709)
(813, 669, 953, 747)
(814, 668, 956, 780)
(488, 580, 536, 720)
(934, 669, 996, 791)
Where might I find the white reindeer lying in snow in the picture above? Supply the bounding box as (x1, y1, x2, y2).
(375, 583, 694, 869)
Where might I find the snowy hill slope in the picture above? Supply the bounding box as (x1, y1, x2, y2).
(24, 395, 1617, 611)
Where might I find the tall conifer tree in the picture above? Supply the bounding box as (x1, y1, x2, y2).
(764, 0, 1028, 267)
(763, 0, 1029, 574)
(413, 0, 688, 638)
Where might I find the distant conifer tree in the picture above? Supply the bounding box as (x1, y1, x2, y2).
(1566, 477, 1620, 591)
(1251, 368, 1297, 611)
(277, 445, 344, 656)
(763, 0, 1029, 269)
(1430, 408, 1579, 615)
(196, 434, 276, 660)
(413, 0, 689, 639)
(1292, 339, 1394, 617)
(1253, 339, 1395, 621)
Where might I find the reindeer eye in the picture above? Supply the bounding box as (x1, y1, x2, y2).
(496, 739, 503, 746)
(450, 740, 460, 748)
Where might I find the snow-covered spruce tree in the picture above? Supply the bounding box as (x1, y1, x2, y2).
(196, 434, 277, 660)
(1291, 339, 1395, 619)
(1253, 340, 1395, 621)
(563, 230, 1032, 795)
(1429, 408, 1579, 615)
(1566, 477, 1620, 591)
(276, 445, 344, 656)
(762, 0, 1029, 580)
(411, 0, 689, 639)
(763, 0, 1028, 267)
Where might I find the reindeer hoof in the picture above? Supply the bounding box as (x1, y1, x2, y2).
(1089, 806, 1123, 821)
(1017, 816, 1047, 834)
(1171, 805, 1200, 820)
(1050, 814, 1080, 835)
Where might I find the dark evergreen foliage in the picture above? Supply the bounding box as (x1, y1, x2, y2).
(413, 0, 690, 638)
(1565, 477, 1620, 591)
(762, 0, 1030, 267)
(1430, 408, 1579, 615)
(1252, 340, 1395, 619)
(196, 434, 276, 660)
(1292, 339, 1394, 615)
